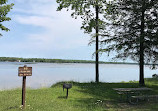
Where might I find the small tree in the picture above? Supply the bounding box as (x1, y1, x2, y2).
(0, 0, 14, 36)
(56, 0, 108, 83)
(101, 0, 158, 86)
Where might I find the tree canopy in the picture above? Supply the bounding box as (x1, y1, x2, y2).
(100, 0, 158, 86)
(0, 0, 14, 36)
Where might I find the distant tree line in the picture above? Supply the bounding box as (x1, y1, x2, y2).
(0, 57, 99, 63)
(0, 57, 139, 64)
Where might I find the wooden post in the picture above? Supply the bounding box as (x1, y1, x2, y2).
(22, 76, 26, 108)
(66, 88, 68, 98)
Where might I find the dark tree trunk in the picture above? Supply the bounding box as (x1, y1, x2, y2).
(139, 0, 145, 86)
(95, 3, 99, 83)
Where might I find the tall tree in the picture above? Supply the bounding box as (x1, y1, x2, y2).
(0, 0, 14, 36)
(100, 0, 158, 86)
(56, 0, 107, 83)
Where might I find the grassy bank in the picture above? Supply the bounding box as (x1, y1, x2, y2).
(0, 79, 158, 111)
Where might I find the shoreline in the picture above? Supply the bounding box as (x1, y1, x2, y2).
(0, 57, 138, 64)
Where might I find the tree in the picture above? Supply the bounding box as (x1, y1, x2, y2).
(56, 0, 107, 83)
(0, 0, 14, 36)
(100, 0, 158, 86)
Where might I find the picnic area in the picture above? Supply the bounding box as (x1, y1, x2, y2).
(0, 78, 158, 111)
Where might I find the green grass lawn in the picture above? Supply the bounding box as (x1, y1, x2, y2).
(0, 78, 158, 111)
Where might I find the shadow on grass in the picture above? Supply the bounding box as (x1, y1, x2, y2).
(58, 96, 67, 99)
(73, 83, 140, 110)
(52, 79, 158, 110)
(75, 82, 139, 99)
(74, 82, 158, 110)
(52, 81, 140, 101)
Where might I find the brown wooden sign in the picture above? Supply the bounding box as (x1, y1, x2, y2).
(18, 65, 32, 109)
(18, 66, 32, 76)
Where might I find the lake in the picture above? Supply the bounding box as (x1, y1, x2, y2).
(0, 62, 157, 90)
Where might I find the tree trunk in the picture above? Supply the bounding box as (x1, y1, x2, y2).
(139, 0, 145, 86)
(95, 2, 99, 83)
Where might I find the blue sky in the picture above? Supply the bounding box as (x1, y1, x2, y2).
(0, 0, 112, 61)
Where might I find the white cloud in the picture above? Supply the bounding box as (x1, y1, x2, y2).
(16, 16, 54, 28)
(12, 0, 90, 50)
(14, 13, 89, 48)
(13, 0, 57, 17)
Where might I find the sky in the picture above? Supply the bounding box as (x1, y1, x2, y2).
(0, 0, 112, 61)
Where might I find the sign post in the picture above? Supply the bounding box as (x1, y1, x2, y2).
(22, 76, 26, 108)
(18, 65, 32, 109)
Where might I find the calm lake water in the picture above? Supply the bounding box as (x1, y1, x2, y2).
(0, 62, 157, 90)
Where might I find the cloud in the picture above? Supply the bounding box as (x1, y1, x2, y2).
(16, 16, 54, 28)
(0, 0, 93, 59)
(12, 0, 90, 50)
(13, 0, 58, 17)
(14, 13, 89, 48)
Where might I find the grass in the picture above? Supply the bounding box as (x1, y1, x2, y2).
(0, 78, 158, 111)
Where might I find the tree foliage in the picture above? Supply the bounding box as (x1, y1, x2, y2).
(100, 0, 158, 86)
(56, 0, 107, 36)
(0, 0, 14, 36)
(101, 0, 158, 64)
